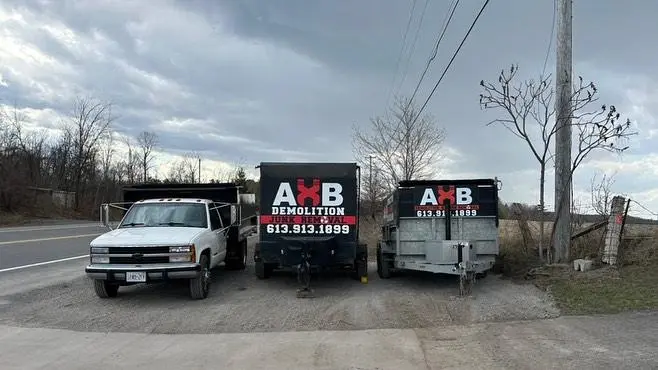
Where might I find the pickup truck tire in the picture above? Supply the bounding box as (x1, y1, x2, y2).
(93, 280, 119, 298)
(189, 254, 210, 300)
(226, 240, 247, 270)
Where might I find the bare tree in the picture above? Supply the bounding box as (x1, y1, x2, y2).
(137, 131, 158, 182)
(99, 132, 116, 181)
(352, 95, 446, 192)
(479, 64, 636, 263)
(590, 171, 616, 217)
(63, 96, 115, 209)
(121, 136, 139, 184)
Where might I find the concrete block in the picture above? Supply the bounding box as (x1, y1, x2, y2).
(580, 259, 593, 272)
(573, 259, 582, 271)
(573, 259, 593, 272)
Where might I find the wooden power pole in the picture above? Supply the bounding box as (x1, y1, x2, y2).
(553, 0, 572, 263)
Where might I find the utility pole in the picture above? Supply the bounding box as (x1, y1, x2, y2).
(198, 157, 201, 183)
(369, 155, 374, 219)
(553, 0, 572, 263)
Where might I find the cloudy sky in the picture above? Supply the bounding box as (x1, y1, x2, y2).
(1, 0, 657, 219)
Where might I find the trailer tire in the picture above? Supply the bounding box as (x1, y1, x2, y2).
(255, 260, 272, 279)
(377, 244, 391, 279)
(93, 280, 119, 298)
(190, 254, 211, 300)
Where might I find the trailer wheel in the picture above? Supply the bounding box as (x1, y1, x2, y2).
(376, 244, 391, 279)
(93, 280, 119, 298)
(190, 254, 211, 300)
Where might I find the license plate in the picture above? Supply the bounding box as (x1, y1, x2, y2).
(126, 271, 146, 282)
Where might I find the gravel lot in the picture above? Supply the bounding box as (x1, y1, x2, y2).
(0, 242, 559, 334)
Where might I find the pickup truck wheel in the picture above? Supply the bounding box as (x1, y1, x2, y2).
(190, 254, 211, 300)
(225, 240, 247, 270)
(93, 280, 119, 298)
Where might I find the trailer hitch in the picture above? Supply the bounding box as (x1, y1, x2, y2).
(291, 241, 314, 298)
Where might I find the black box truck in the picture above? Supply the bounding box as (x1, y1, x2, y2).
(253, 162, 368, 297)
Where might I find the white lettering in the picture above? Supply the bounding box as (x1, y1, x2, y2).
(322, 182, 343, 206)
(270, 207, 345, 216)
(456, 187, 473, 205)
(419, 188, 438, 205)
(272, 183, 297, 206)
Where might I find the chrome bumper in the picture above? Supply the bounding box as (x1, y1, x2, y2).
(85, 263, 202, 282)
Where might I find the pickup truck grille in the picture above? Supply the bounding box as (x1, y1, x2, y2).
(107, 246, 176, 264)
(109, 256, 170, 264)
(108, 246, 170, 254)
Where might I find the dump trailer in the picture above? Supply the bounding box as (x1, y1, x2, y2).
(376, 178, 502, 295)
(254, 162, 368, 297)
(86, 182, 257, 300)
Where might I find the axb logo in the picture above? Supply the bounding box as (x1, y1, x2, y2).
(419, 185, 473, 206)
(272, 178, 344, 206)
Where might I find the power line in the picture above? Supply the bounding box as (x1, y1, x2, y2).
(384, 0, 418, 111)
(541, 0, 557, 77)
(409, 0, 460, 104)
(384, 0, 460, 157)
(394, 0, 431, 98)
(630, 199, 658, 218)
(405, 0, 491, 137)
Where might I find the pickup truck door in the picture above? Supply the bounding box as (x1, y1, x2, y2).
(208, 204, 227, 263)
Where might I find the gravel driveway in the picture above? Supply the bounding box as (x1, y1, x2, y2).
(0, 242, 559, 334)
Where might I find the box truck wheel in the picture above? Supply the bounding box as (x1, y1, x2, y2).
(93, 280, 119, 298)
(255, 260, 272, 279)
(376, 244, 391, 279)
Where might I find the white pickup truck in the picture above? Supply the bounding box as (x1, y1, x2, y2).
(85, 183, 256, 300)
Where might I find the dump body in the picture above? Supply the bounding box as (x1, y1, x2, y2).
(255, 162, 364, 273)
(379, 178, 500, 276)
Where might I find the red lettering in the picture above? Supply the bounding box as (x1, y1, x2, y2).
(437, 185, 455, 205)
(296, 178, 321, 206)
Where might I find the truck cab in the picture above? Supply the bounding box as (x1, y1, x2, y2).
(85, 183, 255, 300)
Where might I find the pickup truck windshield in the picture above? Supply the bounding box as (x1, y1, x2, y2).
(119, 203, 208, 228)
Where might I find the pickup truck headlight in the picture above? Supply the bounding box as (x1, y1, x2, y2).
(169, 244, 195, 263)
(169, 246, 191, 253)
(91, 255, 110, 264)
(90, 247, 109, 264)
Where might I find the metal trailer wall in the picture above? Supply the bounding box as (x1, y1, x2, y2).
(393, 179, 500, 264)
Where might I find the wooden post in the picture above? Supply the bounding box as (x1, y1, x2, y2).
(602, 196, 627, 265)
(553, 0, 573, 263)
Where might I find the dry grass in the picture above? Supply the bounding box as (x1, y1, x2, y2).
(498, 220, 658, 315)
(0, 211, 26, 226)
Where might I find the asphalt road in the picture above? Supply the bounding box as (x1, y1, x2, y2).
(0, 222, 657, 369)
(0, 222, 106, 271)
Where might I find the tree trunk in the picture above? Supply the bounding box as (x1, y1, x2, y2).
(539, 163, 546, 263)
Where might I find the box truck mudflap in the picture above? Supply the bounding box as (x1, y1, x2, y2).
(254, 162, 368, 297)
